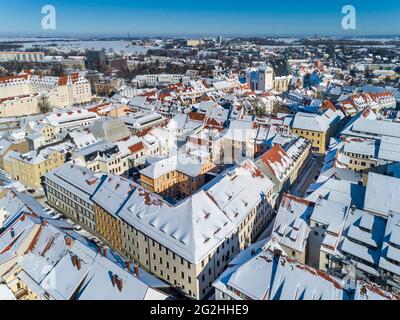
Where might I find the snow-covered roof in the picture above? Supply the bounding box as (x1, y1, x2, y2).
(364, 173, 400, 218)
(92, 159, 272, 264)
(45, 109, 98, 127)
(339, 208, 385, 268)
(223, 119, 255, 142)
(139, 152, 209, 179)
(118, 190, 235, 264)
(352, 119, 400, 139)
(343, 138, 377, 157)
(9, 141, 74, 165)
(378, 136, 400, 162)
(273, 194, 313, 253)
(204, 159, 274, 225)
(0, 139, 11, 156)
(292, 109, 343, 133)
(257, 144, 293, 182)
(311, 199, 348, 237)
(44, 162, 103, 203)
(355, 281, 400, 300)
(214, 239, 349, 300)
(91, 117, 131, 143)
(166, 113, 203, 134)
(306, 178, 365, 209)
(68, 129, 99, 149)
(0, 190, 46, 228)
(0, 284, 15, 300)
(379, 211, 400, 276)
(0, 215, 168, 300)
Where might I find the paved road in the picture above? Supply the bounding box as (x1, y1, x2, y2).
(291, 155, 324, 198)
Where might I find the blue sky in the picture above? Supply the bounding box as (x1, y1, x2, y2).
(0, 0, 399, 36)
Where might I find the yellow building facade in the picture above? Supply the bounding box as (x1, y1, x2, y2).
(3, 150, 67, 188)
(292, 128, 327, 153)
(94, 203, 124, 253)
(140, 160, 215, 199)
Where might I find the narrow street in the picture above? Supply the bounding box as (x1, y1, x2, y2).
(255, 155, 324, 243)
(256, 216, 276, 242)
(290, 154, 324, 197)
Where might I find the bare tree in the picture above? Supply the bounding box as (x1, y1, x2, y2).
(38, 95, 52, 114)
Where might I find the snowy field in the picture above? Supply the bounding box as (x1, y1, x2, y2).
(0, 38, 155, 54)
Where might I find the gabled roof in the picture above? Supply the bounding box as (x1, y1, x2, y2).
(215, 241, 348, 300)
(92, 159, 273, 264)
(204, 159, 274, 225)
(257, 144, 293, 181)
(306, 178, 366, 209)
(273, 194, 313, 253)
(292, 109, 343, 133)
(339, 208, 385, 269)
(0, 214, 168, 300)
(223, 119, 255, 142)
(118, 190, 235, 264)
(364, 173, 400, 218)
(379, 211, 400, 276)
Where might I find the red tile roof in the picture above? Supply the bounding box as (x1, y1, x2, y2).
(128, 142, 145, 153)
(188, 112, 206, 122)
(0, 74, 29, 84)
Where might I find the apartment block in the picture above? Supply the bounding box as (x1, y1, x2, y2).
(45, 159, 274, 299)
(140, 152, 215, 200)
(3, 142, 73, 188)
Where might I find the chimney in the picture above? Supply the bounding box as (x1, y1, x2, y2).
(98, 246, 103, 256)
(103, 248, 107, 257)
(65, 236, 73, 246)
(116, 277, 123, 292)
(71, 255, 77, 267)
(76, 258, 81, 271)
(111, 273, 117, 287)
(125, 261, 131, 273)
(273, 248, 282, 257)
(134, 264, 139, 277)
